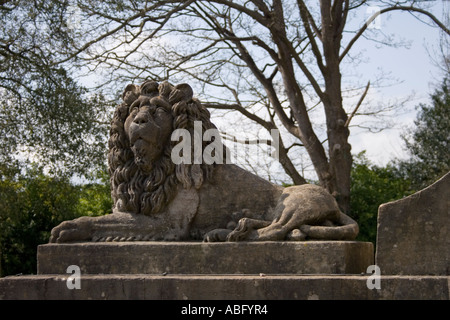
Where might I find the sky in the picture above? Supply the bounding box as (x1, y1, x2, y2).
(345, 1, 448, 166)
(72, 1, 448, 183)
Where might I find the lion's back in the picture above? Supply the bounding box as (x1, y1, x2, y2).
(282, 184, 341, 213)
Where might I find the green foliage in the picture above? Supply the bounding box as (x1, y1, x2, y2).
(0, 1, 112, 179)
(77, 171, 113, 217)
(349, 77, 450, 246)
(0, 164, 112, 276)
(396, 78, 450, 190)
(350, 152, 412, 245)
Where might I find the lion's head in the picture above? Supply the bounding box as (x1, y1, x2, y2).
(108, 80, 221, 216)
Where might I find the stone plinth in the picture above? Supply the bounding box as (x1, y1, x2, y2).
(376, 172, 450, 275)
(2, 240, 449, 300)
(1, 274, 448, 300)
(37, 241, 374, 275)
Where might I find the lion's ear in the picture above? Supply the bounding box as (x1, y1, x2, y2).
(158, 81, 174, 99)
(122, 84, 140, 104)
(169, 83, 193, 105)
(140, 80, 159, 96)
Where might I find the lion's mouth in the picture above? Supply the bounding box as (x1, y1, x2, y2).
(132, 138, 162, 172)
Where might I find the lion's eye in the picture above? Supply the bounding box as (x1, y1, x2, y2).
(156, 107, 167, 115)
(148, 106, 158, 114)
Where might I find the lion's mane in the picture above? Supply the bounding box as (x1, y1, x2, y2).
(107, 80, 220, 216)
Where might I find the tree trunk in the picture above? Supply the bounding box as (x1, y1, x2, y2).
(270, 0, 333, 191)
(320, 0, 352, 213)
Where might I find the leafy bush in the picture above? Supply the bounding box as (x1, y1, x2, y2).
(350, 152, 412, 245)
(0, 164, 111, 276)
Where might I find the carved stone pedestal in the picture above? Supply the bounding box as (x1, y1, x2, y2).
(2, 273, 449, 300)
(1, 240, 449, 300)
(37, 241, 374, 275)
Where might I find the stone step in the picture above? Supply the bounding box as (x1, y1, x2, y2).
(37, 241, 374, 275)
(0, 274, 448, 300)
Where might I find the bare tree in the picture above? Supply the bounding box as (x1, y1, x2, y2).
(20, 1, 450, 211)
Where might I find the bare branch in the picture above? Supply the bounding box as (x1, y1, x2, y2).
(296, 0, 325, 72)
(286, 142, 305, 151)
(298, 0, 322, 41)
(203, 102, 275, 131)
(220, 131, 273, 146)
(207, 0, 269, 26)
(225, 35, 299, 136)
(54, 0, 198, 65)
(345, 81, 370, 128)
(340, 5, 450, 62)
(249, 0, 271, 16)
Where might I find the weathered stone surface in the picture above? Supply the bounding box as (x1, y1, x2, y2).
(376, 172, 450, 275)
(0, 274, 448, 300)
(49, 80, 359, 243)
(37, 241, 373, 275)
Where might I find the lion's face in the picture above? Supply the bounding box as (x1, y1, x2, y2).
(124, 98, 173, 173)
(109, 80, 217, 216)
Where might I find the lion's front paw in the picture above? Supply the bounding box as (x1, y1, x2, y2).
(49, 216, 94, 243)
(203, 229, 232, 242)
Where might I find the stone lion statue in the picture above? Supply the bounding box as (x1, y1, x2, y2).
(49, 80, 358, 243)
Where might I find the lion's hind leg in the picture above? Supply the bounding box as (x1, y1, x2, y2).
(299, 212, 359, 240)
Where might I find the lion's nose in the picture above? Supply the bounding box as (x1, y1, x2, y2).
(133, 112, 148, 125)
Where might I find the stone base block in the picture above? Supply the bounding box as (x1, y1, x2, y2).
(37, 241, 374, 275)
(0, 274, 448, 300)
